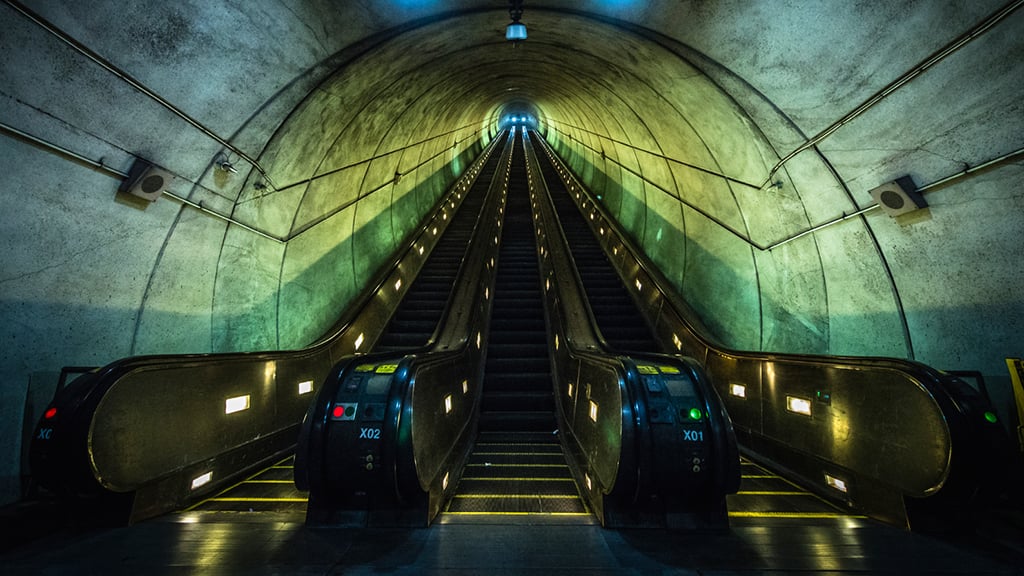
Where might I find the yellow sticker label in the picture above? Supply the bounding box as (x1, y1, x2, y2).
(355, 364, 375, 373)
(376, 364, 399, 374)
(637, 365, 658, 375)
(659, 366, 680, 374)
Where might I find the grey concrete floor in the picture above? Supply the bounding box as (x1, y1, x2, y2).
(3, 510, 1022, 575)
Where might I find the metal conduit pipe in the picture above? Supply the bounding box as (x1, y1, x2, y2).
(4, 0, 278, 189)
(761, 0, 1024, 187)
(3, 120, 495, 244)
(764, 145, 1024, 250)
(915, 146, 1024, 193)
(545, 125, 1024, 251)
(0, 120, 285, 243)
(0, 121, 127, 180)
(285, 129, 482, 240)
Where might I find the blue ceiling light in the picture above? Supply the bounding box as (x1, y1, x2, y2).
(506, 0, 526, 43)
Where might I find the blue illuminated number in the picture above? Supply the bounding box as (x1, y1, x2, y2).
(683, 430, 704, 442)
(359, 427, 381, 440)
(37, 428, 53, 440)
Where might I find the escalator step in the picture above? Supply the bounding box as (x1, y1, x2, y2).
(488, 327, 546, 341)
(478, 411, 557, 432)
(445, 495, 586, 514)
(467, 451, 565, 466)
(444, 132, 588, 521)
(489, 318, 547, 332)
(461, 462, 570, 479)
(486, 343, 549, 358)
(477, 429, 561, 444)
(481, 392, 554, 413)
(484, 372, 552, 390)
(452, 478, 578, 497)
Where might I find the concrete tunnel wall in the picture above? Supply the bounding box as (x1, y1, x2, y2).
(1, 1, 1022, 506)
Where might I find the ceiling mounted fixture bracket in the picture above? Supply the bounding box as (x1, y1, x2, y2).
(506, 0, 526, 44)
(869, 176, 926, 217)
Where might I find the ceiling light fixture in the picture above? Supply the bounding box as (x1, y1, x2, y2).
(506, 0, 526, 44)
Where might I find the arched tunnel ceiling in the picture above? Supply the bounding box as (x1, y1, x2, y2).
(259, 7, 782, 238)
(234, 1, 1021, 248)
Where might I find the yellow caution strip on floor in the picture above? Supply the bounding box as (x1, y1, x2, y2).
(728, 511, 867, 519)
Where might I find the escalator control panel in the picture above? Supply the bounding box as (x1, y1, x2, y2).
(636, 364, 710, 482)
(325, 362, 399, 498)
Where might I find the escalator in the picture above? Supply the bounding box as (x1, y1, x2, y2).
(189, 136, 507, 515)
(299, 129, 738, 527)
(27, 133, 510, 526)
(527, 155, 853, 521)
(527, 130, 1012, 531)
(529, 134, 860, 523)
(487, 181, 845, 526)
(730, 457, 860, 521)
(532, 140, 660, 353)
(442, 130, 590, 522)
(373, 159, 495, 353)
(297, 129, 740, 527)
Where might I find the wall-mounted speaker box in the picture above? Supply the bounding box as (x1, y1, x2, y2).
(868, 176, 926, 217)
(119, 159, 174, 202)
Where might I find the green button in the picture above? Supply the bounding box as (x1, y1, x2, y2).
(984, 411, 998, 424)
(689, 408, 702, 420)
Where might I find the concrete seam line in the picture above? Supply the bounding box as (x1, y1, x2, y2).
(271, 123, 481, 194)
(547, 124, 762, 249)
(548, 118, 763, 190)
(283, 129, 482, 242)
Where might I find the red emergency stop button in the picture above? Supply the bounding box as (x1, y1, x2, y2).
(330, 403, 358, 421)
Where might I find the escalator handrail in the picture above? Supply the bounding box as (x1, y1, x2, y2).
(523, 130, 643, 499)
(400, 129, 514, 492)
(522, 130, 607, 353)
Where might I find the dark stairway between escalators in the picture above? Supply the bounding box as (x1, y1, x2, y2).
(443, 132, 591, 523)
